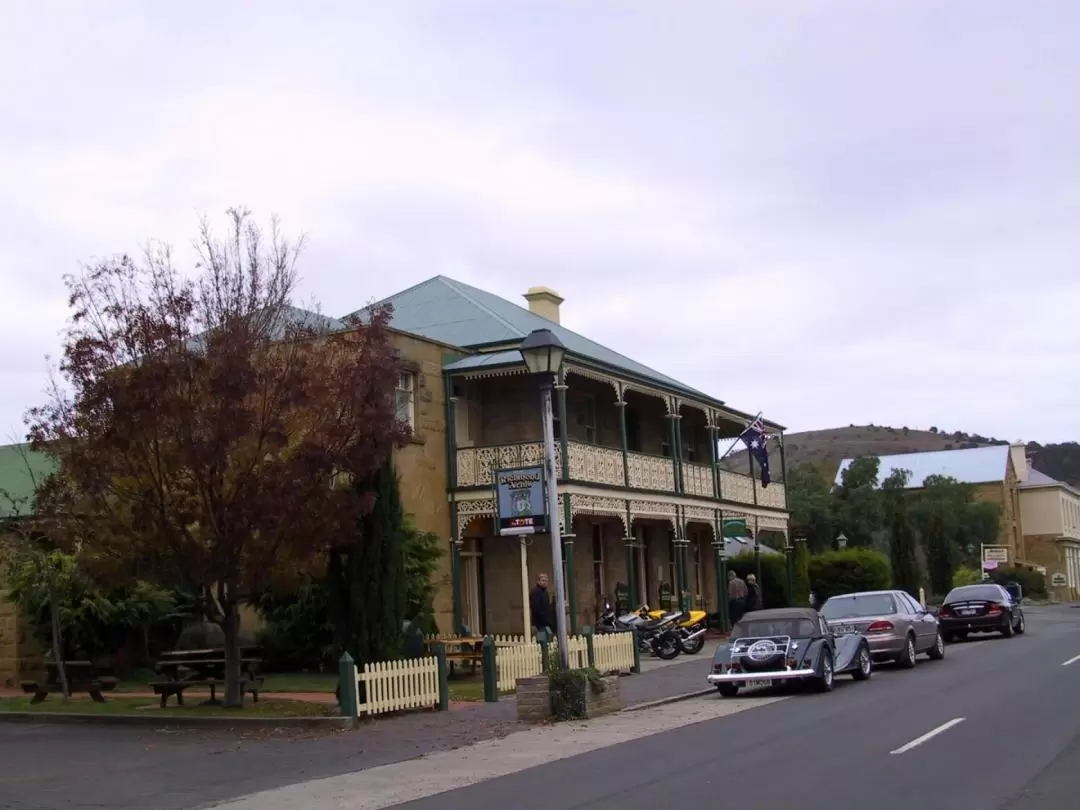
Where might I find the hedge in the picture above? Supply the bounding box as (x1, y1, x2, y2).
(807, 548, 891, 603)
(726, 551, 791, 609)
(989, 565, 1047, 599)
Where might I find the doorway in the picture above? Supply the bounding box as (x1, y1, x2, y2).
(460, 536, 483, 634)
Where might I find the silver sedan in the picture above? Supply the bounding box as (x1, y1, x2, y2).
(819, 590, 945, 668)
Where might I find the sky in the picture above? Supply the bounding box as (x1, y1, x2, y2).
(2, 1, 1078, 444)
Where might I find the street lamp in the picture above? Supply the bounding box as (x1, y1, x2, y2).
(836, 532, 848, 550)
(519, 328, 570, 669)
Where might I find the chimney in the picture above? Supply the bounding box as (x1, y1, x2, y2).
(1009, 440, 1029, 484)
(523, 286, 564, 324)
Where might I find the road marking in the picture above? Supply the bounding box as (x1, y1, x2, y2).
(1062, 653, 1080, 667)
(890, 718, 966, 755)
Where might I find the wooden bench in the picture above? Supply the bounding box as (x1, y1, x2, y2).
(151, 648, 263, 707)
(20, 661, 118, 704)
(148, 677, 264, 708)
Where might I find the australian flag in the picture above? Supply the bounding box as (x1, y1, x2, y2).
(740, 416, 771, 488)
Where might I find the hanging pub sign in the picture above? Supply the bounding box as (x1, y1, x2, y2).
(495, 465, 547, 536)
(722, 518, 749, 540)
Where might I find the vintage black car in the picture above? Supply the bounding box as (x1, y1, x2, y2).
(707, 607, 873, 697)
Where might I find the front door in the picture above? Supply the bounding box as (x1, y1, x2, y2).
(461, 537, 482, 634)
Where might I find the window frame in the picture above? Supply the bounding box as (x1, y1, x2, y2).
(395, 370, 417, 431)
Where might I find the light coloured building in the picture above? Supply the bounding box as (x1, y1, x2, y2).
(1018, 467, 1080, 602)
(835, 443, 1030, 564)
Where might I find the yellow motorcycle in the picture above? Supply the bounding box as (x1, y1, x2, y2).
(644, 605, 709, 654)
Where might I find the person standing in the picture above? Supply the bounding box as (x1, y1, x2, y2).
(727, 570, 747, 625)
(529, 573, 557, 639)
(745, 574, 763, 613)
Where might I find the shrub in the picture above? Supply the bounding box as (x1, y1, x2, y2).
(548, 667, 604, 721)
(952, 566, 982, 588)
(989, 565, 1047, 599)
(726, 551, 791, 608)
(807, 548, 891, 602)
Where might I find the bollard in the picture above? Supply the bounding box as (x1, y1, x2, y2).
(584, 626, 596, 669)
(630, 628, 641, 674)
(338, 652, 358, 719)
(482, 636, 498, 702)
(434, 644, 449, 711)
(919, 587, 926, 607)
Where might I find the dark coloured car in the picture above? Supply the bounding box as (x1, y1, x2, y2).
(707, 607, 872, 697)
(821, 590, 945, 667)
(938, 582, 1026, 641)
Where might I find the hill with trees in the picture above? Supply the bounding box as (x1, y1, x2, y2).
(722, 425, 1079, 487)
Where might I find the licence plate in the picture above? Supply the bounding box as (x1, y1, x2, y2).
(837, 624, 858, 634)
(959, 609, 976, 616)
(752, 679, 774, 690)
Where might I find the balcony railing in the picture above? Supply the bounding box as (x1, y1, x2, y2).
(682, 462, 713, 498)
(455, 441, 786, 509)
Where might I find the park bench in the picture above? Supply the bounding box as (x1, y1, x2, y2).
(20, 661, 118, 704)
(150, 648, 263, 707)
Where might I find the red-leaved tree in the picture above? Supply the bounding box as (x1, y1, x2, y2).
(27, 209, 407, 707)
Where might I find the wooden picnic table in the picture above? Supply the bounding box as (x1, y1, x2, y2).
(20, 660, 118, 704)
(151, 648, 263, 707)
(422, 637, 485, 676)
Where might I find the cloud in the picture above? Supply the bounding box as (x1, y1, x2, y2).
(1, 0, 1078, 443)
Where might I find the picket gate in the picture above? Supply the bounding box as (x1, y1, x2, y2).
(355, 656, 440, 716)
(591, 631, 635, 675)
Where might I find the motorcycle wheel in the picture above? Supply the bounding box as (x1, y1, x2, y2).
(680, 633, 706, 655)
(653, 631, 681, 660)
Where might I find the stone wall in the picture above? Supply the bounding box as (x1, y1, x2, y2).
(391, 330, 454, 633)
(1023, 534, 1079, 602)
(516, 673, 622, 722)
(515, 675, 550, 723)
(0, 595, 39, 689)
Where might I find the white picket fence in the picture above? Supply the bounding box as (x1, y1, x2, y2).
(351, 656, 440, 717)
(493, 632, 634, 692)
(592, 631, 636, 675)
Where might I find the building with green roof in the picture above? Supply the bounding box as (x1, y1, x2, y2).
(352, 276, 790, 637)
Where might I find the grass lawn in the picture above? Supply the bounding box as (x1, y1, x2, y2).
(0, 695, 335, 718)
(115, 670, 498, 701)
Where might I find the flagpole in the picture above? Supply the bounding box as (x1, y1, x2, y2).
(716, 411, 763, 463)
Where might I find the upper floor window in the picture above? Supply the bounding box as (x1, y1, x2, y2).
(625, 408, 641, 453)
(396, 371, 416, 430)
(576, 395, 596, 443)
(683, 427, 698, 462)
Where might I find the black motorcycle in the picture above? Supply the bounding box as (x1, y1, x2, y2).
(596, 602, 682, 660)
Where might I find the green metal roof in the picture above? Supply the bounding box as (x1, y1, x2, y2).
(347, 276, 716, 401)
(0, 443, 57, 518)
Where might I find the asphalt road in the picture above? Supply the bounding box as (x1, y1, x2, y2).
(396, 605, 1080, 810)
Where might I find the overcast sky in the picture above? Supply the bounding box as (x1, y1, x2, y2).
(2, 1, 1078, 444)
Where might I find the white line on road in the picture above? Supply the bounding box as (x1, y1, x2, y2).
(1061, 653, 1080, 667)
(890, 718, 966, 755)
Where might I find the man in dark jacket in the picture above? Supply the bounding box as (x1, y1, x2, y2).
(529, 573, 556, 639)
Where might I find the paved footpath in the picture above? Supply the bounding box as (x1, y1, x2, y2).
(0, 646, 718, 810)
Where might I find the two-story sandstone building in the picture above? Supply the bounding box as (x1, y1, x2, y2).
(362, 276, 790, 636)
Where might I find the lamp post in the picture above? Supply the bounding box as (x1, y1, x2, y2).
(519, 328, 570, 670)
(836, 532, 848, 550)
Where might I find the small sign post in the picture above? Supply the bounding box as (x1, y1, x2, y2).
(495, 466, 547, 536)
(1051, 572, 1067, 588)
